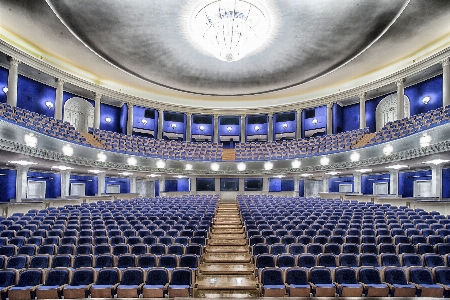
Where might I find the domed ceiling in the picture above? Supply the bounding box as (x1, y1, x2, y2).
(47, 0, 408, 96)
(1, 0, 450, 107)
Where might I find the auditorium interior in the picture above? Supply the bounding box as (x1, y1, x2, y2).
(1, 0, 450, 298)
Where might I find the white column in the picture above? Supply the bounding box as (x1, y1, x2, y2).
(55, 79, 64, 120)
(127, 103, 134, 136)
(190, 177, 196, 194)
(296, 109, 302, 139)
(397, 79, 405, 120)
(158, 109, 163, 139)
(15, 165, 29, 202)
(7, 57, 20, 107)
(60, 170, 71, 198)
(294, 177, 299, 197)
(443, 58, 450, 107)
(215, 177, 220, 194)
(93, 92, 101, 129)
(326, 103, 333, 135)
(213, 115, 219, 143)
(268, 113, 273, 142)
(431, 165, 443, 199)
(186, 113, 192, 142)
(97, 173, 106, 196)
(263, 176, 269, 193)
(129, 176, 137, 193)
(389, 170, 399, 195)
(353, 173, 361, 193)
(322, 175, 330, 193)
(240, 115, 246, 143)
(239, 177, 244, 193)
(159, 176, 165, 194)
(359, 92, 366, 129)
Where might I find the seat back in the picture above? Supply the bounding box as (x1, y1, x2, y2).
(120, 268, 144, 285)
(138, 254, 157, 269)
(73, 255, 93, 268)
(383, 267, 408, 285)
(261, 267, 283, 285)
(433, 267, 450, 285)
(70, 267, 96, 286)
(145, 267, 169, 285)
(51, 255, 72, 268)
(170, 268, 191, 286)
(17, 269, 43, 287)
(334, 267, 357, 284)
(0, 269, 18, 287)
(285, 267, 308, 285)
(309, 267, 332, 284)
(44, 268, 71, 286)
(408, 267, 435, 285)
(358, 267, 383, 284)
(6, 255, 28, 269)
(95, 267, 120, 285)
(29, 255, 51, 268)
(179, 254, 198, 269)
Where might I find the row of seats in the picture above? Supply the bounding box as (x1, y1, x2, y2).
(368, 105, 450, 145)
(0, 102, 89, 146)
(0, 253, 199, 271)
(0, 266, 193, 299)
(92, 128, 223, 161)
(254, 253, 450, 270)
(235, 128, 368, 160)
(0, 242, 203, 258)
(258, 266, 450, 297)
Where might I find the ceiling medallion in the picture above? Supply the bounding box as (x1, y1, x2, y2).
(190, 0, 273, 62)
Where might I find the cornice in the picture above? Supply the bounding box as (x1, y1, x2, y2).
(0, 39, 449, 115)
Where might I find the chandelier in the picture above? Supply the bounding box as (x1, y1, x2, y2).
(191, 0, 271, 62)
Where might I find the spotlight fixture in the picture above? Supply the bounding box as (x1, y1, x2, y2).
(97, 152, 107, 162)
(326, 171, 340, 175)
(199, 125, 204, 131)
(88, 169, 104, 174)
(211, 163, 220, 171)
(24, 133, 37, 147)
(383, 144, 393, 156)
(185, 164, 193, 171)
(2, 87, 8, 94)
(237, 162, 246, 171)
(105, 117, 111, 123)
(156, 160, 166, 168)
(386, 164, 408, 170)
(254, 125, 260, 131)
(226, 126, 232, 132)
(320, 156, 330, 166)
(312, 118, 318, 125)
(422, 96, 431, 104)
(127, 157, 137, 166)
(420, 133, 431, 147)
(282, 123, 288, 129)
(147, 174, 161, 178)
(275, 175, 285, 178)
(141, 119, 148, 125)
(62, 145, 74, 156)
(45, 101, 53, 109)
(422, 159, 450, 165)
(52, 165, 74, 171)
(171, 123, 177, 129)
(300, 173, 313, 177)
(9, 160, 37, 166)
(264, 161, 273, 170)
(350, 152, 360, 162)
(291, 160, 301, 168)
(357, 168, 373, 173)
(118, 172, 133, 176)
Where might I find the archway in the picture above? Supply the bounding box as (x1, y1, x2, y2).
(376, 93, 410, 131)
(63, 97, 94, 132)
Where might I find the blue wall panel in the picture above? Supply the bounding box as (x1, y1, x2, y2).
(133, 105, 156, 131)
(269, 178, 281, 192)
(17, 75, 55, 117)
(342, 104, 360, 132)
(405, 75, 443, 116)
(365, 94, 386, 133)
(120, 104, 128, 135)
(0, 66, 9, 104)
(281, 179, 294, 191)
(70, 175, 98, 196)
(398, 170, 432, 197)
(0, 169, 16, 202)
(100, 103, 122, 133)
(333, 103, 343, 134)
(165, 179, 178, 192)
(27, 171, 61, 198)
(443, 168, 450, 198)
(106, 177, 130, 193)
(329, 177, 354, 192)
(299, 180, 304, 197)
(361, 174, 390, 194)
(178, 178, 190, 192)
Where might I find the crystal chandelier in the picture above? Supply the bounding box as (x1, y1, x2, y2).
(191, 0, 270, 62)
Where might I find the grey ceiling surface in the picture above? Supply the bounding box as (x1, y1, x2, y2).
(46, 0, 409, 96)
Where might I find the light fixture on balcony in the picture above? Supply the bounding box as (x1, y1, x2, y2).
(383, 144, 393, 156)
(2, 87, 8, 94)
(211, 163, 220, 171)
(386, 164, 408, 170)
(199, 125, 205, 131)
(141, 119, 148, 125)
(97, 152, 107, 162)
(312, 118, 318, 125)
(24, 133, 37, 147)
(320, 156, 330, 166)
(350, 152, 360, 162)
(282, 123, 288, 129)
(9, 160, 37, 166)
(118, 172, 133, 176)
(185, 164, 193, 171)
(326, 171, 340, 175)
(291, 159, 301, 168)
(45, 101, 53, 109)
(237, 162, 246, 171)
(357, 168, 373, 173)
(52, 165, 74, 171)
(127, 157, 137, 166)
(254, 125, 260, 131)
(264, 161, 273, 170)
(422, 96, 431, 104)
(156, 160, 166, 169)
(422, 159, 450, 165)
(105, 117, 111, 123)
(62, 145, 74, 156)
(420, 133, 431, 147)
(171, 123, 177, 129)
(226, 126, 232, 132)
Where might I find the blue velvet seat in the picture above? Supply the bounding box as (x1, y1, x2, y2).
(116, 268, 144, 298)
(167, 267, 192, 298)
(309, 266, 336, 297)
(141, 267, 169, 298)
(35, 267, 71, 299)
(63, 267, 96, 299)
(357, 267, 389, 297)
(382, 267, 416, 297)
(89, 267, 121, 298)
(260, 267, 286, 297)
(408, 266, 444, 297)
(334, 267, 363, 296)
(7, 269, 44, 300)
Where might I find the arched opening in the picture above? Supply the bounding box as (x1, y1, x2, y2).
(63, 97, 94, 133)
(376, 93, 410, 131)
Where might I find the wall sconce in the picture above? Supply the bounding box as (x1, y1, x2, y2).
(422, 96, 431, 104)
(254, 125, 260, 131)
(105, 117, 111, 123)
(141, 119, 148, 125)
(312, 118, 318, 125)
(282, 123, 288, 129)
(226, 126, 232, 132)
(2, 87, 8, 94)
(45, 101, 53, 109)
(199, 125, 205, 131)
(171, 123, 177, 129)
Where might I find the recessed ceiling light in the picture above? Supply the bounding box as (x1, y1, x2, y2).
(52, 165, 74, 171)
(97, 152, 107, 162)
(386, 164, 408, 170)
(291, 160, 301, 168)
(275, 174, 285, 178)
(9, 160, 38, 166)
(423, 159, 450, 165)
(300, 173, 313, 177)
(147, 174, 160, 178)
(420, 133, 431, 147)
(176, 175, 185, 178)
(264, 161, 273, 170)
(357, 168, 373, 173)
(88, 169, 104, 174)
(326, 171, 340, 175)
(24, 133, 37, 147)
(118, 172, 133, 176)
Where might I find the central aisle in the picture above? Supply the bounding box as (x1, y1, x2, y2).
(194, 202, 260, 297)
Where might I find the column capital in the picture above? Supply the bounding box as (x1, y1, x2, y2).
(359, 92, 367, 100)
(442, 57, 450, 67)
(56, 78, 65, 86)
(8, 56, 20, 67)
(296, 108, 303, 113)
(186, 112, 192, 117)
(327, 102, 333, 109)
(94, 92, 102, 100)
(396, 78, 405, 86)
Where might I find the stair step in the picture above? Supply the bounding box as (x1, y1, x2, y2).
(205, 245, 249, 254)
(199, 263, 255, 275)
(213, 224, 243, 229)
(214, 219, 242, 225)
(195, 275, 258, 290)
(203, 253, 252, 263)
(208, 239, 247, 246)
(193, 289, 260, 298)
(209, 233, 246, 239)
(211, 228, 244, 234)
